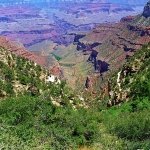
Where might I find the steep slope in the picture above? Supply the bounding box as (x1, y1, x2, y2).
(0, 44, 150, 150)
(98, 43, 150, 150)
(106, 43, 150, 106)
(0, 46, 49, 97)
(0, 37, 48, 67)
(143, 0, 150, 18)
(75, 1, 150, 90)
(0, 42, 123, 150)
(0, 44, 91, 109)
(131, 0, 150, 26)
(81, 17, 150, 71)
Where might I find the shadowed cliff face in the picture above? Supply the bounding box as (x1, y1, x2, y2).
(80, 20, 150, 72)
(143, 0, 150, 17)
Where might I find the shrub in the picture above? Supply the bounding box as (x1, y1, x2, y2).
(0, 96, 100, 149)
(110, 110, 150, 140)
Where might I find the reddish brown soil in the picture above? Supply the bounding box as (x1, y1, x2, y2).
(0, 36, 48, 67)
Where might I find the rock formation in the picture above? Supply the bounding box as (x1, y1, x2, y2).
(0, 36, 48, 67)
(80, 1, 150, 75)
(106, 43, 150, 107)
(142, 0, 150, 18)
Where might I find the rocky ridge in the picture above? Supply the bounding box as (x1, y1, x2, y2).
(143, 0, 150, 18)
(106, 43, 150, 107)
(0, 36, 48, 67)
(78, 1, 150, 86)
(0, 46, 88, 109)
(0, 46, 47, 97)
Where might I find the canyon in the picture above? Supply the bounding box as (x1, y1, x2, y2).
(0, 1, 149, 89)
(0, 2, 150, 150)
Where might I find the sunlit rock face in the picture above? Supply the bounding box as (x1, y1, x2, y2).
(142, 0, 150, 17)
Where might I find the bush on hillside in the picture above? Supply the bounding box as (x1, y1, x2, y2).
(110, 110, 150, 140)
(0, 96, 100, 149)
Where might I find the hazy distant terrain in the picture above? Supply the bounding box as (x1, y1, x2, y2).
(0, 2, 144, 50)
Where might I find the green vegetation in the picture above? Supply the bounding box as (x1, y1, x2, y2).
(0, 96, 100, 150)
(0, 44, 150, 149)
(0, 47, 49, 97)
(101, 43, 150, 149)
(0, 46, 101, 149)
(102, 99, 150, 149)
(52, 53, 62, 61)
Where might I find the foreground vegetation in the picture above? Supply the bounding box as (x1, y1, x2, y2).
(0, 96, 101, 149)
(0, 44, 150, 149)
(102, 43, 150, 149)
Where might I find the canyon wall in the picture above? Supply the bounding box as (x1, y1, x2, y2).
(0, 36, 48, 67)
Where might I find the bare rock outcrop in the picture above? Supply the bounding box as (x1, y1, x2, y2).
(142, 0, 150, 18)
